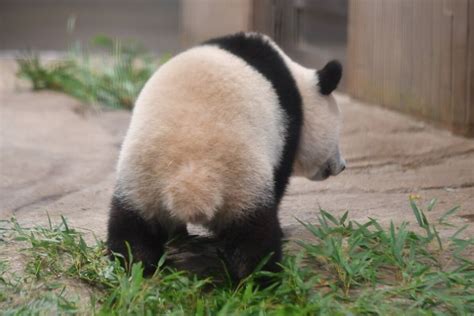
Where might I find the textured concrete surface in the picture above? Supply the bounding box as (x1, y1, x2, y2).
(1, 59, 473, 249)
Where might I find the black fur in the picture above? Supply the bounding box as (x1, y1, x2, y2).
(204, 32, 303, 283)
(205, 33, 303, 203)
(317, 60, 342, 95)
(212, 203, 283, 283)
(108, 33, 303, 283)
(107, 195, 169, 275)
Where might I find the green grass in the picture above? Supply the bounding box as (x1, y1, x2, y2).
(0, 199, 473, 315)
(16, 35, 168, 109)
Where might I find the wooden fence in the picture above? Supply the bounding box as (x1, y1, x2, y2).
(347, 0, 474, 136)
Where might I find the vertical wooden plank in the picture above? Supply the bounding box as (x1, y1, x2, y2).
(357, 0, 364, 100)
(430, 0, 442, 122)
(251, 0, 274, 35)
(413, 0, 433, 116)
(450, 0, 469, 131)
(382, 0, 401, 109)
(421, 0, 434, 117)
(366, 0, 377, 102)
(379, 0, 388, 106)
(399, 0, 415, 114)
(355, 0, 366, 100)
(349, 0, 363, 100)
(350, 0, 370, 100)
(410, 0, 422, 115)
(370, 0, 381, 105)
(439, 1, 454, 123)
(413, 0, 422, 115)
(468, 0, 474, 135)
(347, 0, 356, 96)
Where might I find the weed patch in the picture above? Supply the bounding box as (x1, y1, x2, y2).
(0, 200, 473, 315)
(16, 36, 168, 110)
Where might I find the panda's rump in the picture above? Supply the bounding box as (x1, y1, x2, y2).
(119, 131, 273, 225)
(160, 160, 224, 224)
(116, 45, 285, 224)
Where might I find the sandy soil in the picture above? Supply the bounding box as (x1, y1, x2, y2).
(1, 59, 473, 262)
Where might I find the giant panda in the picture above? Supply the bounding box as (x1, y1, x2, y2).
(107, 32, 345, 282)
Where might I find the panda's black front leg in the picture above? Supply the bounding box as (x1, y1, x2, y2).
(216, 205, 283, 285)
(107, 196, 168, 276)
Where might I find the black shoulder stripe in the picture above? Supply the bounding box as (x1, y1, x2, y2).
(317, 60, 342, 95)
(203, 32, 303, 203)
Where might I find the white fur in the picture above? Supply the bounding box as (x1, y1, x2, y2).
(115, 33, 343, 227)
(116, 45, 285, 226)
(265, 36, 343, 178)
(246, 33, 343, 178)
(291, 67, 343, 179)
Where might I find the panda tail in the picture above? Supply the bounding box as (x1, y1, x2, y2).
(162, 162, 223, 224)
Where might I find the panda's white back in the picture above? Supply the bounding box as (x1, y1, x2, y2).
(116, 45, 286, 225)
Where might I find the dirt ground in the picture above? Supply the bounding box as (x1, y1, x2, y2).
(1, 59, 473, 248)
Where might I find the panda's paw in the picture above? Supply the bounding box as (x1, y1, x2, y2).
(219, 246, 280, 287)
(108, 245, 162, 276)
(217, 247, 252, 283)
(171, 224, 189, 239)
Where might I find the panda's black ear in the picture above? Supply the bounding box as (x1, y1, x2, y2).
(317, 60, 342, 95)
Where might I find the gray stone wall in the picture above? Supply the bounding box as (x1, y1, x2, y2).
(0, 0, 180, 54)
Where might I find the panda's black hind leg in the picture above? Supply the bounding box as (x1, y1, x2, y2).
(172, 223, 189, 238)
(107, 196, 168, 276)
(214, 205, 283, 285)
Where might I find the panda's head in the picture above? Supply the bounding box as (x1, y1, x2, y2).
(292, 60, 346, 181)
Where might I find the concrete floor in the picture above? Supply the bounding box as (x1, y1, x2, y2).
(1, 59, 473, 261)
